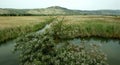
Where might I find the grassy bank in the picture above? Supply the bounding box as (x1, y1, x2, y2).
(1, 15, 120, 43)
(0, 17, 55, 43)
(55, 16, 120, 39)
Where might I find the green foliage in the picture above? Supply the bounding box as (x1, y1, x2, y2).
(0, 18, 55, 43)
(59, 19, 120, 39)
(14, 18, 108, 65)
(54, 43, 108, 65)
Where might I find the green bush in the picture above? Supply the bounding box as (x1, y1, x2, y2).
(14, 18, 108, 65)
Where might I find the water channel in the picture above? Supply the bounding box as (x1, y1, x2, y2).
(0, 22, 120, 65)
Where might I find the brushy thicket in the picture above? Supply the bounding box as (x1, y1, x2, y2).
(0, 18, 55, 43)
(14, 18, 108, 65)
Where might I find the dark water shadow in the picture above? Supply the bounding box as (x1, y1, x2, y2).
(0, 40, 19, 65)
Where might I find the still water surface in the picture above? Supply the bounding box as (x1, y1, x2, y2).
(69, 37, 120, 65)
(0, 41, 19, 65)
(0, 37, 120, 65)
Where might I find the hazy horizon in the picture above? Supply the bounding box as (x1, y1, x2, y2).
(0, 0, 120, 10)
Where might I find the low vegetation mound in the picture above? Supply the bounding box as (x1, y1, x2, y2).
(14, 18, 108, 65)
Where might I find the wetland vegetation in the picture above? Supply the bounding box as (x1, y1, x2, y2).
(0, 0, 120, 64)
(61, 18, 120, 39)
(0, 15, 120, 65)
(0, 16, 54, 43)
(14, 18, 108, 65)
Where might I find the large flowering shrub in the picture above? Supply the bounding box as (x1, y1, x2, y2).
(14, 18, 108, 65)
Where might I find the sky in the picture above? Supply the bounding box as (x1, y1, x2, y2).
(0, 0, 120, 10)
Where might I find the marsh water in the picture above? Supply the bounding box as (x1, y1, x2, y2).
(0, 41, 19, 65)
(69, 37, 120, 65)
(0, 23, 52, 65)
(0, 37, 120, 65)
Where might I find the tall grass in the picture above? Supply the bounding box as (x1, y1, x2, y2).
(0, 16, 49, 29)
(0, 18, 55, 43)
(57, 19, 120, 39)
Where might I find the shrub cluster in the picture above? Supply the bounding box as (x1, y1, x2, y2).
(14, 18, 108, 65)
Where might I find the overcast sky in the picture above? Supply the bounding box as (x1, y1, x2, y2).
(0, 0, 120, 10)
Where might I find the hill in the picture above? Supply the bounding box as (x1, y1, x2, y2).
(0, 6, 120, 16)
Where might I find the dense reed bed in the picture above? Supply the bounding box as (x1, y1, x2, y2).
(1, 15, 120, 43)
(58, 18, 120, 39)
(0, 18, 54, 43)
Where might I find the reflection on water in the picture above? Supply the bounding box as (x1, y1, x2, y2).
(0, 37, 120, 65)
(0, 41, 19, 65)
(69, 37, 120, 65)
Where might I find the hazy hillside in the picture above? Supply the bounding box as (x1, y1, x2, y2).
(27, 6, 73, 15)
(0, 6, 120, 16)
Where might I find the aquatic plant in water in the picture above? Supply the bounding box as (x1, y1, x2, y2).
(14, 18, 108, 65)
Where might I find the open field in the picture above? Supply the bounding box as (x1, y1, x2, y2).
(0, 16, 49, 29)
(0, 15, 120, 29)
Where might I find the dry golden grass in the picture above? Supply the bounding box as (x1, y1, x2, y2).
(1, 15, 119, 29)
(0, 16, 49, 29)
(62, 15, 120, 25)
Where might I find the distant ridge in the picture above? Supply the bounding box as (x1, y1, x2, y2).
(0, 6, 120, 16)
